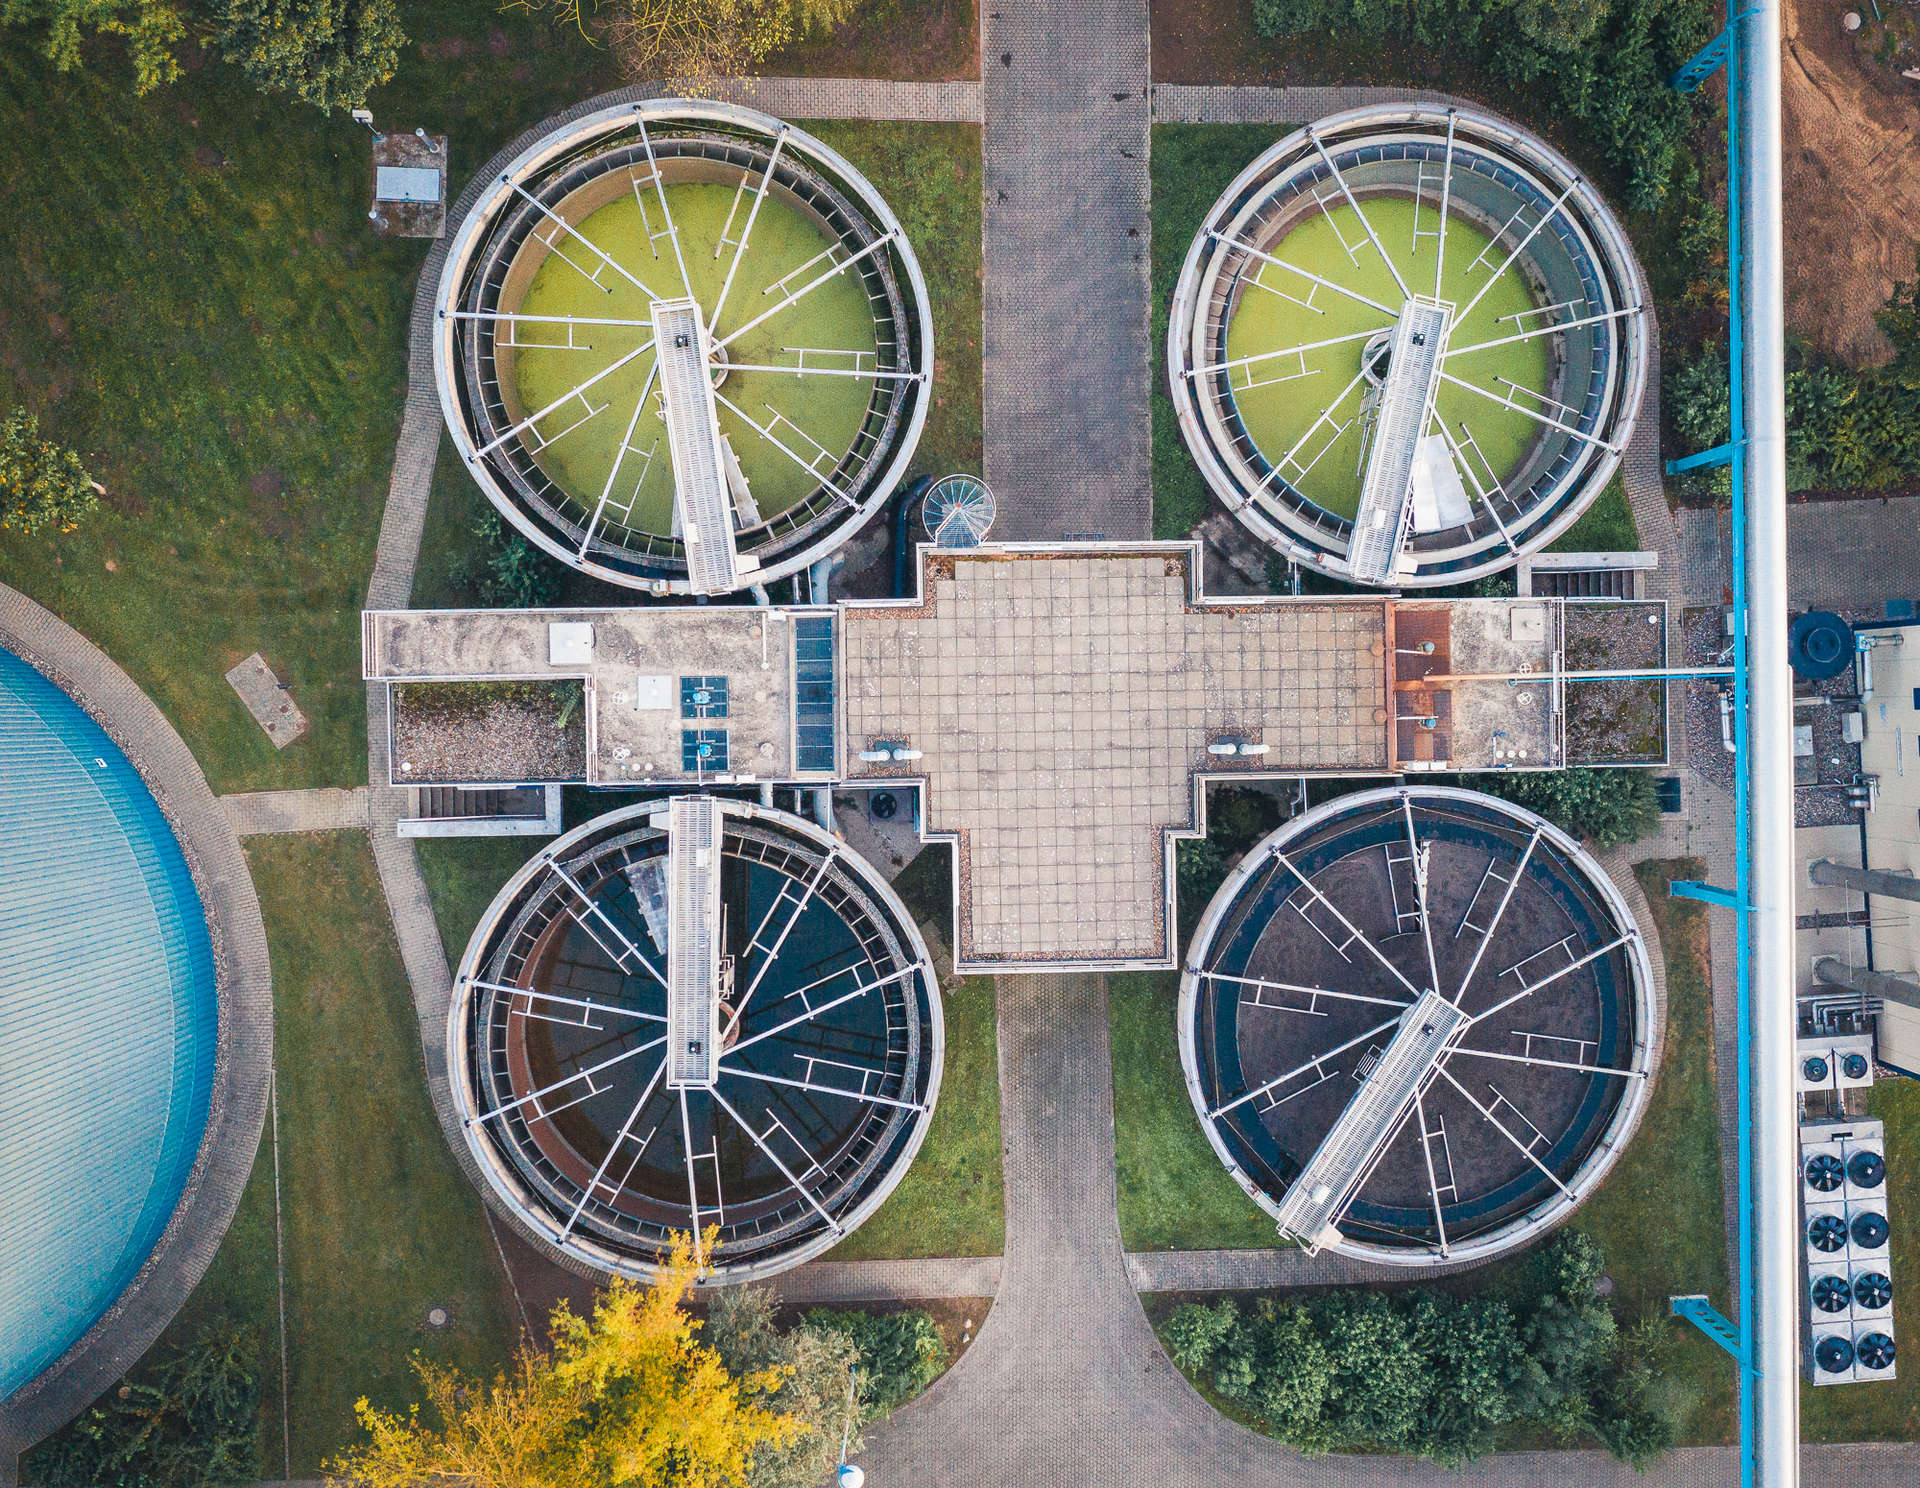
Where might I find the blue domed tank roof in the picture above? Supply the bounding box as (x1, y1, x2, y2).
(0, 648, 217, 1401)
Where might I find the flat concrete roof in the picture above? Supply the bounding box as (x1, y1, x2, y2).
(1390, 599, 1558, 771)
(363, 607, 811, 785)
(841, 547, 1390, 969)
(361, 550, 1623, 971)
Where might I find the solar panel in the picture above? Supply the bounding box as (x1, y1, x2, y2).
(681, 675, 729, 719)
(793, 616, 837, 774)
(681, 729, 729, 772)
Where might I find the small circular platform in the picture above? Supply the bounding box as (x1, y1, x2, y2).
(1180, 785, 1655, 1267)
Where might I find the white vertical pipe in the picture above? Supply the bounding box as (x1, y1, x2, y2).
(1740, 0, 1799, 1479)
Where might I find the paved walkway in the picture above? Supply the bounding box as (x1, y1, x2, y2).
(1150, 82, 1464, 122)
(769, 1256, 1002, 1304)
(982, 0, 1152, 540)
(219, 786, 369, 836)
(715, 76, 982, 122)
(0, 585, 275, 1466)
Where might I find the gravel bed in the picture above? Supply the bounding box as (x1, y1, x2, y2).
(391, 681, 587, 784)
(1683, 607, 1735, 788)
(1680, 605, 1863, 827)
(1563, 600, 1667, 763)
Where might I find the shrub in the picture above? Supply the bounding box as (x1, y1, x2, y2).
(1417, 1295, 1527, 1463)
(212, 0, 406, 112)
(1669, 255, 1920, 496)
(1157, 1233, 1679, 1466)
(31, 1326, 261, 1488)
(1462, 767, 1662, 851)
(471, 508, 563, 609)
(803, 1307, 948, 1416)
(0, 409, 99, 536)
(1162, 1299, 1239, 1374)
(1231, 1299, 1332, 1441)
(1592, 1317, 1687, 1467)
(1, 0, 185, 92)
(710, 1289, 865, 1488)
(1316, 1290, 1431, 1450)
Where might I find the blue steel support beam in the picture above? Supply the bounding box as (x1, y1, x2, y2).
(1671, 880, 1742, 909)
(1667, 441, 1739, 475)
(1672, 1294, 1751, 1366)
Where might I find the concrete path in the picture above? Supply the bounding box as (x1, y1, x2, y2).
(716, 76, 983, 122)
(220, 787, 370, 837)
(769, 1256, 1002, 1304)
(982, 0, 1152, 540)
(1150, 82, 1464, 122)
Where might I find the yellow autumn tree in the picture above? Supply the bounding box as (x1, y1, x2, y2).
(511, 0, 862, 94)
(326, 1234, 799, 1488)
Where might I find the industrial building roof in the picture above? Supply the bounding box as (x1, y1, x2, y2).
(363, 543, 1658, 972)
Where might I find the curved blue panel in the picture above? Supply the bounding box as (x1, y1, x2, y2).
(0, 649, 217, 1401)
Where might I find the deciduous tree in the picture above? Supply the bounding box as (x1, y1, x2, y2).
(0, 409, 99, 537)
(329, 1236, 799, 1488)
(0, 0, 185, 92)
(211, 0, 405, 112)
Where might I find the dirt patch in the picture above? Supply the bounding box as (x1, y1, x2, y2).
(767, 0, 979, 80)
(1783, 0, 1920, 365)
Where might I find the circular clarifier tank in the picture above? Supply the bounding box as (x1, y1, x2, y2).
(449, 799, 940, 1282)
(0, 649, 218, 1399)
(1179, 786, 1655, 1267)
(437, 99, 933, 595)
(1168, 106, 1648, 587)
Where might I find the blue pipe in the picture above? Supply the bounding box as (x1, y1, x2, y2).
(1725, 20, 1761, 1487)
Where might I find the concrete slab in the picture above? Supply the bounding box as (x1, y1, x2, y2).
(369, 130, 447, 239)
(363, 607, 810, 785)
(224, 653, 308, 749)
(841, 548, 1389, 969)
(1797, 822, 1867, 921)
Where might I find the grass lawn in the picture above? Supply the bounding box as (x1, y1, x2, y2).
(1111, 970, 1275, 1251)
(247, 831, 515, 1472)
(415, 831, 550, 963)
(1577, 858, 1734, 1443)
(1547, 476, 1640, 554)
(0, 4, 620, 793)
(825, 974, 1005, 1260)
(1150, 124, 1284, 541)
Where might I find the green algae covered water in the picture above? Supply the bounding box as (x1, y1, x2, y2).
(1223, 198, 1551, 522)
(512, 183, 879, 536)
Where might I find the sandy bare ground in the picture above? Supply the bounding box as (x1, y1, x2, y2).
(1783, 0, 1920, 365)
